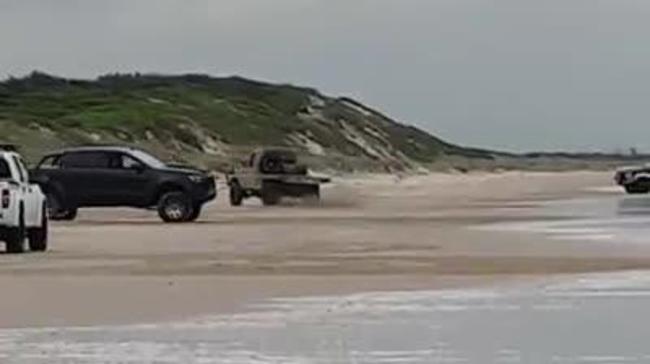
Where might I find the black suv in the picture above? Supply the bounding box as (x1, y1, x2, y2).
(31, 146, 216, 222)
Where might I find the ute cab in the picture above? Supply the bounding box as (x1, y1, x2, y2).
(0, 145, 48, 253)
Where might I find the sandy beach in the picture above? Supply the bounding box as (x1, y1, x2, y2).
(1, 170, 647, 328)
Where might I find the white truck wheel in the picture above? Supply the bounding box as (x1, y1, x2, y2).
(28, 204, 48, 252)
(5, 207, 26, 254)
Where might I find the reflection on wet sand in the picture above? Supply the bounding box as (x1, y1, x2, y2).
(4, 271, 650, 363)
(617, 195, 650, 216)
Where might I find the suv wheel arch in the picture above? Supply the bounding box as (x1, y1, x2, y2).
(154, 183, 187, 205)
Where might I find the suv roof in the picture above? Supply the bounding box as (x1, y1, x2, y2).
(49, 146, 141, 155)
(254, 147, 296, 153)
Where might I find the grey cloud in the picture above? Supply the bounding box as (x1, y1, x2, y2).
(1, 0, 650, 152)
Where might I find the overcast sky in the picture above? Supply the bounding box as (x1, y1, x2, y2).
(2, 0, 650, 152)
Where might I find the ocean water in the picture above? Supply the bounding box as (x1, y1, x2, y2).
(4, 270, 650, 363)
(480, 194, 650, 244)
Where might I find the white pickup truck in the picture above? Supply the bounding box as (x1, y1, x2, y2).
(0, 146, 48, 253)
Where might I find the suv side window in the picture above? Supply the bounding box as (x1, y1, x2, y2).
(38, 154, 62, 169)
(108, 153, 143, 170)
(122, 155, 143, 169)
(60, 152, 111, 169)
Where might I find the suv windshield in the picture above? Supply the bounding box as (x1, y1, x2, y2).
(130, 150, 166, 169)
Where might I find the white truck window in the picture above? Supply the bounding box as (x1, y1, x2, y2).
(17, 157, 29, 181)
(11, 156, 26, 183)
(0, 159, 10, 179)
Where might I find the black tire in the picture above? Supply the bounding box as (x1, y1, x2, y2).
(46, 192, 78, 221)
(261, 183, 281, 206)
(57, 208, 78, 221)
(230, 183, 244, 206)
(185, 203, 203, 222)
(6, 206, 26, 254)
(28, 204, 48, 252)
(625, 184, 650, 194)
(309, 185, 320, 199)
(157, 191, 192, 223)
(304, 185, 321, 203)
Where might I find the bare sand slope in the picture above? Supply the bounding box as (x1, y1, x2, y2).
(0, 171, 647, 327)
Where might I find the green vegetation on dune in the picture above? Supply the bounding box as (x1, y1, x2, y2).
(0, 72, 492, 170)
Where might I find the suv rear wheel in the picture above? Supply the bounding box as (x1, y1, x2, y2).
(46, 192, 77, 221)
(57, 208, 78, 221)
(158, 191, 192, 223)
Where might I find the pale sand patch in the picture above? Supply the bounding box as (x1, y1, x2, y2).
(1, 170, 646, 327)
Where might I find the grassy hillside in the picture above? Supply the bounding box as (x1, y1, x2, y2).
(0, 72, 495, 172)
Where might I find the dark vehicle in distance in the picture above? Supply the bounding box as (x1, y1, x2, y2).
(226, 148, 330, 206)
(31, 146, 216, 222)
(615, 165, 650, 194)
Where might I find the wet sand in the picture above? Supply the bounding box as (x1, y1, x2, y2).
(1, 170, 648, 328)
(3, 271, 643, 364)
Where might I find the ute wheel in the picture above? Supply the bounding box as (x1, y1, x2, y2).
(6, 206, 26, 254)
(310, 185, 321, 199)
(158, 191, 192, 223)
(261, 184, 281, 206)
(230, 183, 244, 206)
(28, 204, 48, 252)
(185, 203, 203, 222)
(625, 184, 650, 194)
(47, 193, 78, 221)
(304, 185, 321, 203)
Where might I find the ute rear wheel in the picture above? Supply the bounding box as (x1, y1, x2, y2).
(6, 206, 26, 254)
(304, 185, 321, 203)
(28, 204, 48, 252)
(261, 183, 281, 206)
(230, 183, 244, 206)
(309, 185, 320, 199)
(158, 191, 193, 223)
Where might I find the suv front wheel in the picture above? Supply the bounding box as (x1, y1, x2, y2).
(158, 191, 193, 223)
(185, 202, 203, 222)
